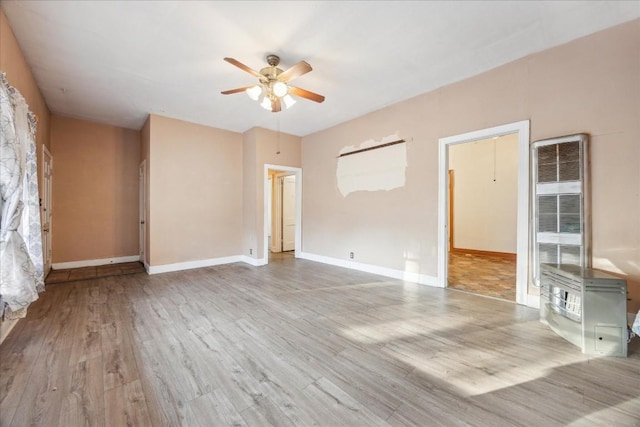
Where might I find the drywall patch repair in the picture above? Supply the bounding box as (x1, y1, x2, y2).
(337, 133, 407, 197)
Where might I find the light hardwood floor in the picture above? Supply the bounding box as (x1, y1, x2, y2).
(1, 258, 639, 426)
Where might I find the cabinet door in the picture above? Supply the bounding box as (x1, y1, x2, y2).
(532, 134, 590, 286)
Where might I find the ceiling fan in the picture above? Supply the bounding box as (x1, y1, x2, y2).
(221, 54, 325, 113)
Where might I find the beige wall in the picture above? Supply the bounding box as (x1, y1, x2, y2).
(147, 114, 243, 266)
(449, 134, 518, 253)
(50, 116, 140, 262)
(242, 128, 258, 259)
(242, 127, 301, 260)
(302, 19, 640, 310)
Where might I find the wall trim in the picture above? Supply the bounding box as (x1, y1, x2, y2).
(298, 252, 440, 287)
(148, 255, 246, 275)
(527, 294, 540, 309)
(147, 255, 266, 274)
(240, 256, 267, 267)
(52, 255, 140, 270)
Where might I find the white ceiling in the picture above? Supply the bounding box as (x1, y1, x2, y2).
(2, 1, 639, 136)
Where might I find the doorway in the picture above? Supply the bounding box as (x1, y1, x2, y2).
(263, 165, 302, 265)
(447, 135, 518, 301)
(438, 120, 533, 307)
(42, 145, 53, 274)
(268, 172, 295, 254)
(139, 161, 146, 267)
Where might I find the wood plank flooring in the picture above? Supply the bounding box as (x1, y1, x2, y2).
(1, 258, 639, 426)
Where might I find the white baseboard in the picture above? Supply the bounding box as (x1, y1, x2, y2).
(527, 294, 541, 309)
(148, 255, 247, 275)
(52, 255, 140, 270)
(239, 255, 269, 267)
(297, 252, 439, 287)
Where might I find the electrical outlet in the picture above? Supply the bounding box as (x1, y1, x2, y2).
(349, 252, 354, 259)
(249, 249, 253, 255)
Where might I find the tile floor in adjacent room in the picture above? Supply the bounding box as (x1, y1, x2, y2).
(448, 251, 517, 301)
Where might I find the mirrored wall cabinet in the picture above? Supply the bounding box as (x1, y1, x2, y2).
(531, 134, 590, 286)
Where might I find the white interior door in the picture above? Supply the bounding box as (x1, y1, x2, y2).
(271, 175, 283, 253)
(281, 175, 296, 251)
(42, 146, 52, 274)
(139, 161, 146, 263)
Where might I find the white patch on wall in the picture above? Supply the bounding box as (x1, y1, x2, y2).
(337, 134, 407, 197)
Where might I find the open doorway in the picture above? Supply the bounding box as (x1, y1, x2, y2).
(138, 161, 147, 269)
(438, 120, 534, 307)
(263, 165, 302, 265)
(447, 134, 518, 301)
(42, 145, 53, 275)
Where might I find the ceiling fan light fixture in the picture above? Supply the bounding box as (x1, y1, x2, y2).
(246, 85, 262, 101)
(260, 97, 272, 110)
(272, 81, 288, 97)
(222, 55, 324, 112)
(283, 94, 296, 109)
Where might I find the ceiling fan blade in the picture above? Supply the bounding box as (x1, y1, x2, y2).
(221, 86, 254, 95)
(271, 97, 282, 113)
(289, 86, 325, 103)
(278, 61, 312, 82)
(223, 57, 264, 79)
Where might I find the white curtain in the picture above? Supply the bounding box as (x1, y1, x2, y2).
(0, 72, 44, 319)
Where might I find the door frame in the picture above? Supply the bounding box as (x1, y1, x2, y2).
(139, 161, 146, 267)
(271, 173, 283, 253)
(448, 169, 454, 252)
(42, 145, 53, 275)
(437, 120, 532, 306)
(263, 164, 302, 265)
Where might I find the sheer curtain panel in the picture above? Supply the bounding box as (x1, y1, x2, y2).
(0, 72, 44, 319)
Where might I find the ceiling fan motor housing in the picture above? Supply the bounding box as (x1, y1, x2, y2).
(266, 54, 280, 66)
(260, 55, 283, 81)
